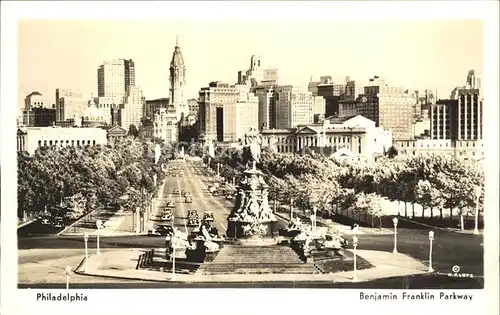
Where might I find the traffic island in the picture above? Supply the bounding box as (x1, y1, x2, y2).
(74, 248, 428, 284)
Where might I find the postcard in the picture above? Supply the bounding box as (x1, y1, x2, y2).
(1, 1, 499, 315)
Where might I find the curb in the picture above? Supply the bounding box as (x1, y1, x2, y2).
(396, 217, 483, 236)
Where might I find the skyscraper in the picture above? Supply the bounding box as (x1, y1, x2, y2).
(120, 86, 144, 132)
(97, 59, 135, 104)
(169, 38, 188, 120)
(275, 86, 314, 129)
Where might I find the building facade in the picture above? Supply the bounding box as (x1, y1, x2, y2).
(17, 126, 107, 155)
(234, 85, 259, 141)
(237, 55, 279, 87)
(144, 98, 169, 120)
(55, 89, 87, 122)
(275, 86, 314, 129)
(119, 86, 144, 132)
(253, 85, 277, 130)
(449, 70, 483, 140)
(24, 91, 47, 110)
(169, 40, 188, 120)
(23, 107, 56, 127)
(431, 99, 458, 140)
(187, 98, 199, 119)
(97, 59, 135, 105)
(261, 115, 392, 161)
(394, 139, 483, 161)
(154, 106, 179, 144)
(198, 82, 239, 143)
(356, 76, 414, 140)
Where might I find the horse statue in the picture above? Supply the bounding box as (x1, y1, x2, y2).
(242, 127, 262, 168)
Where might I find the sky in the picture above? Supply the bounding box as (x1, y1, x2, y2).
(18, 19, 483, 109)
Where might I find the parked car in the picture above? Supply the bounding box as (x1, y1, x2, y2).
(187, 210, 200, 227)
(203, 211, 215, 222)
(173, 188, 180, 194)
(184, 196, 193, 203)
(225, 192, 234, 200)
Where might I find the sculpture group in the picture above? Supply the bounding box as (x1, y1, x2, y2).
(227, 128, 278, 241)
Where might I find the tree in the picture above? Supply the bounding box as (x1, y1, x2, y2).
(128, 124, 139, 137)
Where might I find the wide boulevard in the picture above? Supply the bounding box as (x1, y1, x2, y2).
(18, 160, 484, 289)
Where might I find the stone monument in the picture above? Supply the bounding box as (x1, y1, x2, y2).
(226, 128, 279, 242)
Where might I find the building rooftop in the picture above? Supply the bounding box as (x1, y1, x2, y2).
(324, 114, 359, 124)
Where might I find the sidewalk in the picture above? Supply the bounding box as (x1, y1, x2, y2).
(61, 208, 137, 236)
(75, 248, 428, 283)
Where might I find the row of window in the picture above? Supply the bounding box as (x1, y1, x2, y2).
(37, 139, 97, 147)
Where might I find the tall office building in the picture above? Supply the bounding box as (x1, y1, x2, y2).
(22, 92, 56, 127)
(253, 86, 277, 130)
(169, 39, 188, 120)
(275, 86, 314, 129)
(431, 99, 458, 140)
(431, 70, 483, 141)
(450, 70, 483, 140)
(357, 76, 414, 140)
(55, 89, 87, 122)
(317, 81, 345, 117)
(235, 85, 259, 141)
(199, 82, 239, 143)
(237, 55, 279, 87)
(120, 86, 144, 132)
(198, 82, 258, 143)
(97, 59, 135, 104)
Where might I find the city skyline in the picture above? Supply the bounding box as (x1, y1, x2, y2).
(18, 20, 483, 109)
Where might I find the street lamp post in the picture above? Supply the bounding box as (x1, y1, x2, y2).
(274, 200, 277, 213)
(217, 163, 220, 177)
(392, 217, 398, 253)
(65, 266, 71, 290)
(428, 231, 435, 273)
(352, 236, 358, 282)
(84, 232, 89, 273)
(290, 198, 294, 220)
(312, 206, 318, 231)
(474, 186, 481, 235)
(96, 219, 102, 255)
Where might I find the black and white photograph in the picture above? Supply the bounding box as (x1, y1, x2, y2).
(1, 2, 499, 315)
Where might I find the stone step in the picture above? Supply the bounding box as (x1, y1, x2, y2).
(201, 263, 319, 275)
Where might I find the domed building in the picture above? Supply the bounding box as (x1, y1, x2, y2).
(81, 98, 106, 127)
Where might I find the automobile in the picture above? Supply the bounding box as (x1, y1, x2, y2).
(173, 188, 180, 194)
(187, 210, 200, 227)
(203, 211, 215, 222)
(171, 173, 177, 177)
(51, 217, 64, 228)
(211, 190, 220, 197)
(166, 201, 175, 208)
(181, 190, 188, 196)
(148, 225, 174, 237)
(184, 196, 193, 203)
(162, 209, 173, 221)
(40, 217, 51, 225)
(220, 182, 226, 187)
(225, 192, 234, 200)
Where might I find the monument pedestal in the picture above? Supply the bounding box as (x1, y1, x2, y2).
(227, 220, 279, 239)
